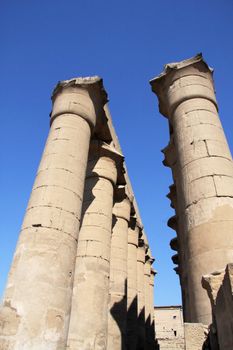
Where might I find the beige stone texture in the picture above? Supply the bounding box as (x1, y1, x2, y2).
(183, 323, 208, 350)
(126, 218, 139, 350)
(0, 74, 156, 350)
(202, 263, 233, 350)
(0, 77, 107, 350)
(66, 141, 123, 350)
(137, 240, 146, 350)
(144, 258, 155, 350)
(103, 105, 150, 256)
(154, 306, 184, 350)
(150, 53, 233, 324)
(149, 269, 156, 349)
(107, 188, 131, 350)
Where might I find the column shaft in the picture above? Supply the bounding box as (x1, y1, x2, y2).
(0, 78, 106, 349)
(144, 259, 151, 349)
(137, 241, 146, 350)
(127, 219, 139, 350)
(150, 54, 233, 324)
(67, 141, 122, 349)
(107, 189, 131, 350)
(149, 269, 156, 350)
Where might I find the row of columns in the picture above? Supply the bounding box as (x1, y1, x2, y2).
(0, 77, 155, 350)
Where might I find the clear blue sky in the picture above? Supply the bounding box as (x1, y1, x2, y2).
(1, 0, 233, 306)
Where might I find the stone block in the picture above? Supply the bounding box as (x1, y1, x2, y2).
(214, 175, 233, 197)
(183, 157, 233, 183)
(202, 264, 233, 350)
(184, 323, 207, 350)
(206, 139, 232, 159)
(184, 175, 216, 208)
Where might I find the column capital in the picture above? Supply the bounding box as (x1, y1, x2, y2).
(167, 214, 178, 231)
(113, 186, 132, 222)
(128, 217, 140, 247)
(51, 76, 108, 130)
(145, 255, 155, 265)
(150, 268, 157, 287)
(161, 138, 176, 168)
(137, 239, 146, 263)
(150, 268, 157, 276)
(86, 140, 125, 185)
(150, 53, 217, 118)
(166, 183, 177, 209)
(171, 253, 179, 265)
(170, 237, 178, 251)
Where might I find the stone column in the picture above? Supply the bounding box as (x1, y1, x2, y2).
(150, 54, 233, 324)
(149, 268, 156, 349)
(127, 218, 140, 350)
(144, 255, 152, 349)
(137, 238, 146, 350)
(67, 141, 123, 349)
(107, 187, 131, 350)
(0, 77, 107, 349)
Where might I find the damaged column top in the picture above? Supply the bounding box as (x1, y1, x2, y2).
(150, 53, 217, 119)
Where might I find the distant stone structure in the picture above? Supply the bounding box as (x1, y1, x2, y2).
(154, 306, 184, 349)
(0, 77, 155, 349)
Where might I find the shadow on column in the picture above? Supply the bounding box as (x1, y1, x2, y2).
(145, 314, 156, 350)
(79, 157, 99, 226)
(127, 295, 138, 350)
(110, 287, 156, 349)
(110, 279, 128, 350)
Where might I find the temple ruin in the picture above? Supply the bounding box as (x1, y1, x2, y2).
(0, 77, 155, 349)
(1, 54, 233, 350)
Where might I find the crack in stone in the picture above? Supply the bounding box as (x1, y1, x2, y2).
(185, 123, 222, 130)
(204, 140, 210, 156)
(26, 205, 80, 220)
(76, 255, 109, 262)
(21, 225, 78, 241)
(51, 138, 70, 141)
(32, 184, 83, 202)
(36, 167, 86, 178)
(182, 108, 219, 117)
(43, 152, 76, 159)
(185, 195, 233, 209)
(181, 154, 233, 169)
(80, 225, 110, 233)
(189, 174, 233, 184)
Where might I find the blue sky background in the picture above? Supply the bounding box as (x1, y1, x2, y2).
(1, 0, 233, 306)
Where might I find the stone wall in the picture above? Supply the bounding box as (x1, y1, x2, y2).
(154, 306, 184, 349)
(202, 263, 233, 350)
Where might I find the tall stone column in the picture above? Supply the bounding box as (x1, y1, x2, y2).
(107, 187, 131, 350)
(149, 268, 156, 349)
(0, 77, 107, 349)
(127, 218, 140, 350)
(144, 256, 155, 350)
(67, 140, 123, 350)
(150, 54, 233, 324)
(137, 238, 146, 350)
(144, 255, 152, 350)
